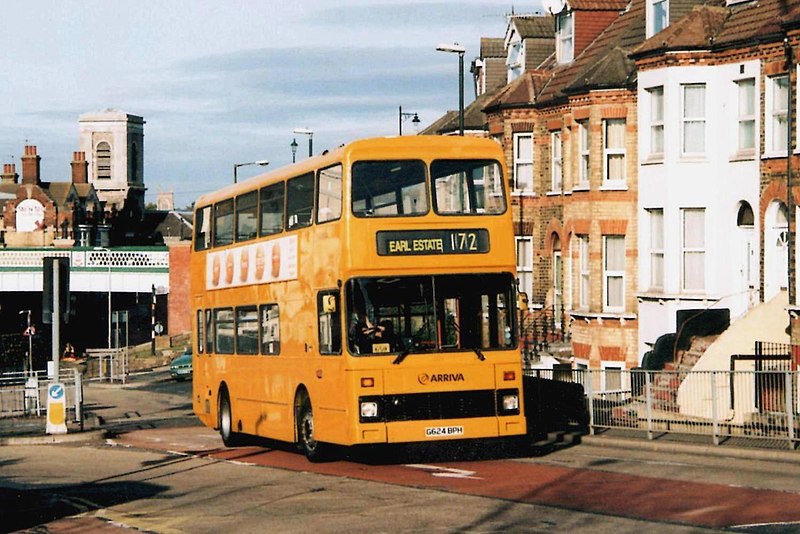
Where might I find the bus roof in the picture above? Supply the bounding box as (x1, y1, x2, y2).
(195, 135, 502, 208)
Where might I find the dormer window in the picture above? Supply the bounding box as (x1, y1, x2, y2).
(506, 34, 523, 82)
(556, 11, 574, 64)
(647, 0, 668, 38)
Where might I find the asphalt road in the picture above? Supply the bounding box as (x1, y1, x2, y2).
(2, 370, 800, 533)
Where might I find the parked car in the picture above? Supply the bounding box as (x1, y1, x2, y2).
(169, 349, 192, 381)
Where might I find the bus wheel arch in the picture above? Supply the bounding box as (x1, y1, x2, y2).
(218, 384, 245, 447)
(294, 386, 330, 462)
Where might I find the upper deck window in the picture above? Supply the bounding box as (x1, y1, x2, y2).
(259, 182, 284, 236)
(352, 160, 428, 217)
(317, 164, 343, 224)
(286, 172, 314, 230)
(194, 205, 212, 251)
(431, 160, 505, 215)
(213, 199, 234, 247)
(235, 191, 258, 242)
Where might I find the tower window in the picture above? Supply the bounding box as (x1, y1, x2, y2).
(96, 141, 112, 180)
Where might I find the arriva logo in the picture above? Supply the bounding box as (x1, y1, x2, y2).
(418, 373, 465, 385)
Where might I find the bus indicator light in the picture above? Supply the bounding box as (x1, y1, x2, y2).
(360, 377, 375, 388)
(503, 370, 516, 381)
(360, 401, 379, 419)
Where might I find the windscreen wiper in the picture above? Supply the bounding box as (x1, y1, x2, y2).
(445, 315, 485, 361)
(392, 349, 410, 365)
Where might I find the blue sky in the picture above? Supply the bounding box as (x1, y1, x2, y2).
(0, 1, 541, 209)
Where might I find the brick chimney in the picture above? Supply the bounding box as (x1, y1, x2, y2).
(71, 151, 88, 184)
(1, 163, 18, 184)
(21, 145, 41, 185)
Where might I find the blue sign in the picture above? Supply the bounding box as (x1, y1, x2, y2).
(48, 383, 64, 400)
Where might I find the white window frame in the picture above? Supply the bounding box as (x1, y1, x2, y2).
(578, 120, 590, 188)
(601, 361, 626, 393)
(603, 235, 625, 312)
(648, 208, 664, 290)
(602, 118, 626, 186)
(578, 234, 590, 309)
(682, 208, 706, 292)
(647, 86, 664, 158)
(736, 78, 756, 154)
(556, 11, 574, 64)
(516, 236, 533, 304)
(681, 83, 706, 157)
(647, 0, 668, 38)
(550, 131, 563, 192)
(513, 132, 534, 194)
(766, 74, 789, 155)
(553, 248, 563, 326)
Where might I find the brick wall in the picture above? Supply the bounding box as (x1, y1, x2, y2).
(168, 242, 192, 336)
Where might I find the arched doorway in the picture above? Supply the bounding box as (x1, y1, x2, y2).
(764, 200, 788, 301)
(736, 201, 756, 304)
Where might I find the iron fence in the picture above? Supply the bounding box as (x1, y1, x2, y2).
(532, 368, 800, 450)
(0, 369, 83, 420)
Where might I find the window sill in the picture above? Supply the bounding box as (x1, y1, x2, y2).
(729, 149, 756, 162)
(641, 155, 664, 166)
(546, 190, 565, 196)
(568, 310, 637, 322)
(511, 191, 537, 197)
(572, 184, 590, 192)
(677, 155, 707, 163)
(762, 151, 793, 160)
(599, 182, 628, 192)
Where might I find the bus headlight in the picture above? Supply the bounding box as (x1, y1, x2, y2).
(360, 400, 379, 421)
(496, 389, 520, 415)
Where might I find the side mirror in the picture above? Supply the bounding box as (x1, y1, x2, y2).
(517, 292, 529, 311)
(322, 295, 337, 314)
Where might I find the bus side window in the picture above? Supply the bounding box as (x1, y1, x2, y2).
(259, 304, 280, 355)
(259, 182, 284, 236)
(235, 191, 258, 242)
(316, 164, 342, 224)
(196, 310, 205, 354)
(204, 309, 214, 354)
(236, 306, 259, 354)
(317, 291, 341, 355)
(215, 308, 234, 354)
(287, 172, 314, 230)
(194, 205, 212, 251)
(213, 199, 234, 247)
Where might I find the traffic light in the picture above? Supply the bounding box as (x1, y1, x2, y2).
(42, 257, 70, 324)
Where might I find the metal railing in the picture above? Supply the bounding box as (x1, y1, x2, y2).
(0, 369, 83, 420)
(537, 368, 800, 450)
(520, 304, 568, 362)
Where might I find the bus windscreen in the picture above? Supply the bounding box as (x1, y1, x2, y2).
(346, 273, 516, 356)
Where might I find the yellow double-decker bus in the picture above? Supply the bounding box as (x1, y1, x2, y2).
(191, 135, 525, 461)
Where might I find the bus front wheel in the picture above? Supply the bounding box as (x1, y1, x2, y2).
(219, 389, 245, 447)
(296, 397, 330, 462)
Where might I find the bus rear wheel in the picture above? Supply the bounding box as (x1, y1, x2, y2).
(296, 397, 330, 462)
(219, 389, 245, 447)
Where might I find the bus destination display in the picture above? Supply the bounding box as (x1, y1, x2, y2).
(376, 229, 490, 256)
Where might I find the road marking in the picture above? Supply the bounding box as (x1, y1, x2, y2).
(404, 464, 482, 479)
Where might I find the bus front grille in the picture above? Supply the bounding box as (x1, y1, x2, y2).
(361, 390, 497, 423)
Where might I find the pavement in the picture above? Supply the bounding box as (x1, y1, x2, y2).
(3, 369, 800, 466)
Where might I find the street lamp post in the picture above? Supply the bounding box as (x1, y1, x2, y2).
(398, 106, 420, 135)
(94, 247, 112, 349)
(19, 310, 32, 376)
(291, 138, 298, 163)
(233, 160, 270, 184)
(293, 128, 313, 157)
(436, 43, 466, 136)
